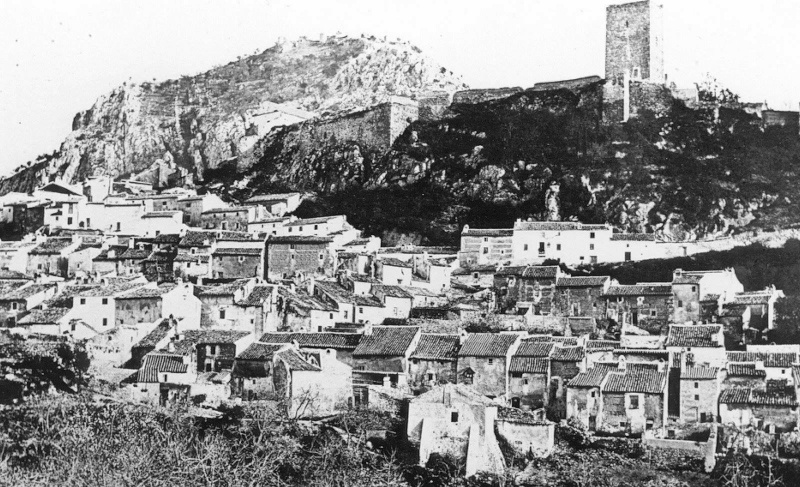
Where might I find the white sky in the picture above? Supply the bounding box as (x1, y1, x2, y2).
(1, 0, 798, 175)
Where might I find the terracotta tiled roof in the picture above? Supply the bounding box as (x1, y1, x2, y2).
(497, 406, 552, 425)
(213, 247, 262, 256)
(509, 356, 549, 374)
(458, 333, 519, 357)
(524, 335, 579, 346)
(18, 307, 70, 325)
(236, 342, 285, 361)
(179, 231, 215, 248)
(586, 340, 620, 351)
(136, 353, 188, 382)
(726, 352, 798, 368)
(276, 349, 321, 372)
(515, 341, 555, 357)
(665, 325, 722, 348)
(353, 326, 419, 357)
(133, 320, 172, 349)
(314, 281, 357, 304)
(410, 334, 460, 361)
(29, 238, 74, 255)
(239, 286, 274, 307)
(284, 215, 344, 227)
(726, 363, 766, 378)
(202, 207, 249, 214)
(245, 193, 300, 203)
(719, 388, 798, 407)
(258, 332, 362, 350)
(733, 292, 776, 305)
(673, 274, 703, 284)
(372, 285, 413, 299)
(195, 280, 250, 297)
(0, 269, 30, 280)
(160, 330, 250, 356)
(2, 284, 54, 301)
(614, 348, 670, 357)
(551, 346, 585, 362)
(605, 284, 672, 296)
(610, 233, 655, 242)
(556, 276, 610, 287)
(514, 221, 608, 231)
(681, 366, 718, 380)
(116, 285, 176, 300)
(153, 233, 181, 244)
(568, 363, 618, 388)
(462, 228, 513, 237)
(522, 266, 560, 279)
(381, 257, 412, 268)
(603, 368, 667, 394)
(267, 235, 333, 244)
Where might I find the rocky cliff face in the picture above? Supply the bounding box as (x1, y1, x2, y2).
(1, 35, 466, 192)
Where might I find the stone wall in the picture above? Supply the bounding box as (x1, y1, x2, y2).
(115, 297, 162, 326)
(266, 241, 332, 280)
(459, 356, 508, 398)
(212, 254, 262, 279)
(417, 91, 451, 121)
(509, 372, 548, 409)
(629, 80, 672, 118)
(605, 1, 663, 83)
(311, 98, 419, 152)
(495, 420, 554, 457)
(680, 378, 718, 423)
(452, 88, 522, 105)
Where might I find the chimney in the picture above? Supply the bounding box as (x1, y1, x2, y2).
(754, 360, 765, 371)
(657, 359, 666, 372)
(382, 375, 391, 389)
(617, 355, 627, 371)
(167, 341, 175, 353)
(458, 329, 468, 345)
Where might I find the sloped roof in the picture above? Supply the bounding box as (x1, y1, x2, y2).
(410, 334, 460, 361)
(568, 363, 618, 388)
(412, 383, 496, 406)
(733, 291, 778, 305)
(93, 245, 131, 261)
(244, 192, 300, 203)
(276, 349, 321, 372)
(665, 325, 722, 348)
(726, 351, 798, 368)
(136, 353, 188, 382)
(258, 332, 362, 350)
(236, 342, 285, 361)
(372, 285, 413, 299)
(586, 340, 620, 351)
(116, 285, 175, 300)
(556, 276, 610, 287)
(551, 346, 585, 362)
(673, 274, 704, 285)
(132, 320, 172, 349)
(509, 356, 548, 374)
(76, 280, 143, 298)
(514, 221, 608, 231)
(2, 284, 54, 301)
(458, 333, 519, 357)
(681, 366, 719, 380)
(17, 307, 70, 325)
(603, 368, 667, 394)
(314, 280, 357, 304)
(267, 236, 333, 244)
(719, 388, 798, 407)
(610, 233, 655, 242)
(202, 206, 249, 214)
(353, 326, 419, 357)
(179, 231, 215, 248)
(524, 335, 579, 346)
(29, 238, 74, 255)
(605, 284, 672, 296)
(727, 363, 767, 378)
(284, 215, 343, 226)
(515, 341, 555, 357)
(239, 286, 274, 307)
(0, 269, 31, 280)
(522, 266, 560, 279)
(381, 257, 412, 268)
(195, 280, 250, 297)
(462, 228, 513, 237)
(399, 286, 441, 298)
(213, 247, 262, 256)
(160, 330, 250, 355)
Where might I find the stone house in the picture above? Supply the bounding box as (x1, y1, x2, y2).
(408, 333, 461, 391)
(566, 362, 619, 431)
(494, 407, 555, 458)
(26, 238, 80, 277)
(599, 362, 669, 433)
(458, 226, 514, 267)
(231, 342, 290, 400)
(607, 233, 657, 262)
(16, 307, 73, 336)
(457, 333, 522, 400)
(140, 211, 186, 238)
(351, 325, 421, 388)
(371, 285, 413, 320)
(173, 253, 210, 281)
(719, 386, 798, 433)
(451, 265, 496, 290)
(92, 245, 132, 275)
(0, 242, 36, 274)
(274, 287, 338, 333)
(722, 362, 767, 389)
(671, 269, 743, 324)
(237, 285, 279, 335)
(406, 383, 505, 478)
(512, 220, 613, 266)
(67, 243, 102, 277)
(603, 283, 672, 334)
(194, 280, 256, 330)
(553, 275, 612, 320)
(679, 366, 721, 423)
(312, 280, 357, 323)
(200, 207, 251, 231)
(211, 247, 263, 279)
(379, 258, 413, 286)
(126, 352, 195, 405)
(549, 345, 588, 418)
(585, 340, 620, 366)
(399, 286, 448, 309)
(731, 287, 785, 334)
(71, 278, 147, 332)
(163, 329, 253, 373)
(726, 351, 799, 384)
(265, 236, 335, 281)
(114, 286, 167, 326)
(258, 331, 362, 367)
(273, 347, 353, 418)
(243, 193, 301, 217)
(0, 283, 57, 327)
(665, 324, 727, 369)
(353, 294, 386, 325)
(248, 216, 290, 235)
(494, 265, 561, 315)
(507, 341, 556, 410)
(129, 319, 174, 369)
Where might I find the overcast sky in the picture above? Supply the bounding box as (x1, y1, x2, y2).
(1, 0, 798, 175)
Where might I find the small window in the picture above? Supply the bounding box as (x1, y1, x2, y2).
(590, 232, 595, 239)
(524, 244, 529, 251)
(210, 345, 217, 355)
(590, 391, 596, 398)
(427, 373, 434, 381)
(314, 225, 319, 230)
(11, 302, 18, 311)
(329, 313, 334, 319)
(451, 411, 459, 423)
(556, 244, 561, 251)
(238, 256, 245, 263)
(359, 307, 364, 314)
(102, 318, 108, 327)
(473, 272, 479, 279)
(191, 248, 197, 254)
(289, 244, 295, 250)
(691, 286, 697, 292)
(694, 382, 699, 389)
(220, 309, 226, 319)
(488, 358, 494, 365)
(80, 298, 86, 305)
(523, 378, 529, 385)
(694, 395, 699, 401)
(650, 310, 657, 317)
(102, 298, 108, 305)
(678, 300, 683, 308)
(629, 395, 639, 409)
(589, 243, 595, 251)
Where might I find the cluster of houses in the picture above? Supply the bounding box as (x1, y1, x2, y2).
(0, 175, 796, 475)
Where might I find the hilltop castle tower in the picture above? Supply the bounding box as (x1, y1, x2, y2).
(605, 1, 664, 85)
